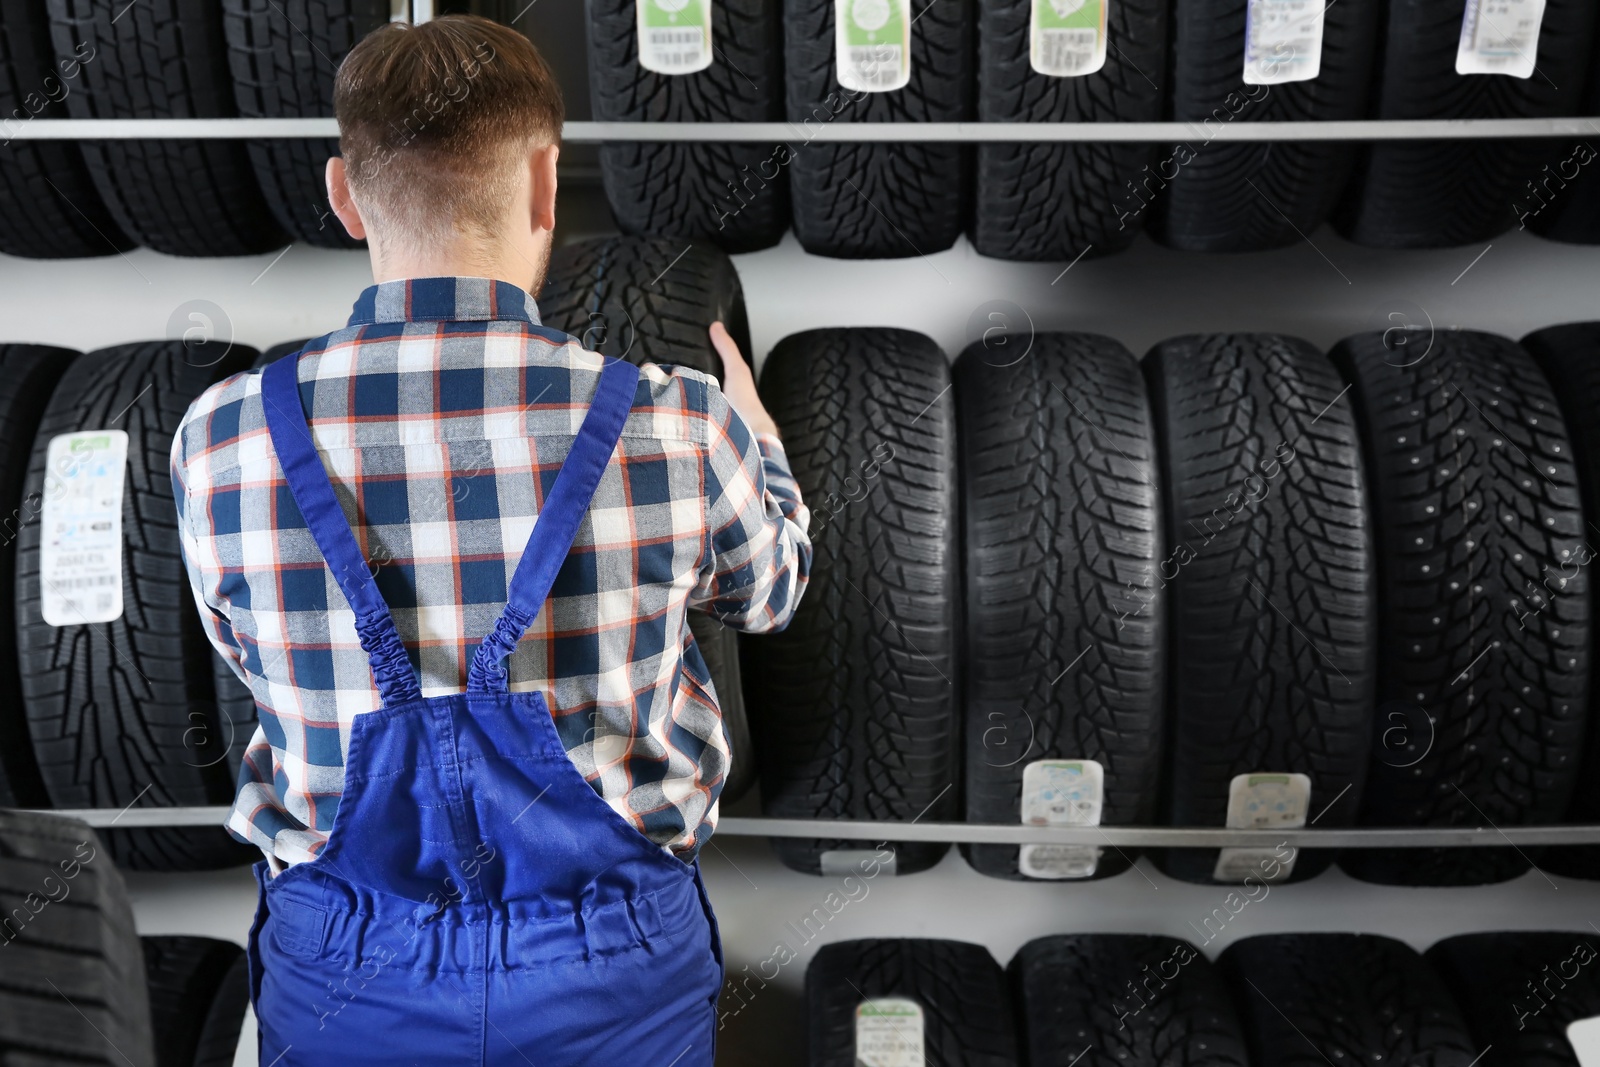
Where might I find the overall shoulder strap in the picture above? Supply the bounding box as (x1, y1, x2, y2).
(468, 357, 640, 693)
(260, 354, 423, 707)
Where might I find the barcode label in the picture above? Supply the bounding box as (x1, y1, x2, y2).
(1243, 0, 1325, 84)
(835, 0, 911, 92)
(1031, 0, 1107, 77)
(1456, 0, 1546, 78)
(637, 0, 712, 75)
(844, 44, 904, 88)
(40, 430, 127, 627)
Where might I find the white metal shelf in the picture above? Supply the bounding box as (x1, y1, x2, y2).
(17, 805, 1600, 848)
(7, 117, 1598, 142)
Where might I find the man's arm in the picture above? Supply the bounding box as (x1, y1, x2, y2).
(691, 323, 812, 633)
(169, 411, 249, 681)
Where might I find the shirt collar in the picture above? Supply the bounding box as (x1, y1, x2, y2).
(346, 277, 542, 327)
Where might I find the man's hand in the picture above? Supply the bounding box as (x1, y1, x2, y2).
(710, 322, 779, 439)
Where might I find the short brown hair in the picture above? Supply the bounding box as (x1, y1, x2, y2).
(334, 16, 563, 242)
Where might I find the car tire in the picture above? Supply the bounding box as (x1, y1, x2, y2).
(47, 0, 287, 257)
(808, 939, 1019, 1066)
(957, 333, 1164, 881)
(1331, 329, 1589, 885)
(0, 1, 132, 258)
(221, 0, 387, 249)
(1154, 0, 1382, 252)
(1219, 934, 1478, 1066)
(971, 0, 1168, 261)
(1011, 934, 1248, 1066)
(0, 811, 154, 1066)
(142, 936, 251, 1067)
(1146, 333, 1375, 884)
(17, 340, 260, 871)
(784, 0, 974, 258)
(746, 328, 958, 876)
(586, 0, 787, 253)
(1428, 931, 1600, 1066)
(0, 346, 78, 807)
(1336, 0, 1598, 248)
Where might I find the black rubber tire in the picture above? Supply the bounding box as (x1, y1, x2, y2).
(1154, 0, 1382, 252)
(971, 0, 1167, 260)
(957, 333, 1165, 881)
(142, 936, 250, 1067)
(586, 0, 787, 253)
(1010, 934, 1248, 1067)
(1336, 0, 1599, 249)
(539, 236, 753, 381)
(1524, 32, 1600, 244)
(221, 0, 386, 249)
(47, 0, 287, 257)
(1515, 323, 1600, 881)
(807, 939, 1018, 1066)
(784, 0, 973, 258)
(254, 338, 306, 370)
(0, 1, 132, 258)
(17, 340, 260, 872)
(1428, 931, 1600, 1066)
(0, 810, 154, 1066)
(1147, 334, 1375, 884)
(0, 346, 77, 807)
(1331, 329, 1590, 886)
(1219, 934, 1478, 1067)
(746, 328, 958, 876)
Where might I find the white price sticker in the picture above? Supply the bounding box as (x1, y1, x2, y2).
(1569, 1015, 1600, 1065)
(835, 0, 911, 92)
(855, 998, 924, 1067)
(1243, 0, 1326, 84)
(1019, 759, 1104, 879)
(40, 431, 128, 627)
(1212, 772, 1310, 883)
(1030, 0, 1108, 77)
(1456, 0, 1546, 79)
(636, 0, 713, 76)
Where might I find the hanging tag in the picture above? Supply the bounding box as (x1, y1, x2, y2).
(637, 0, 714, 76)
(1030, 0, 1108, 77)
(1242, 0, 1326, 84)
(835, 0, 911, 93)
(40, 430, 128, 627)
(855, 999, 924, 1067)
(1570, 1016, 1600, 1065)
(1456, 0, 1546, 79)
(1212, 772, 1310, 883)
(1018, 759, 1104, 879)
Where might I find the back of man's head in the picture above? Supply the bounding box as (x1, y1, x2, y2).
(334, 15, 563, 248)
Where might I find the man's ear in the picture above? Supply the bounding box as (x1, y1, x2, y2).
(530, 143, 559, 235)
(326, 157, 367, 241)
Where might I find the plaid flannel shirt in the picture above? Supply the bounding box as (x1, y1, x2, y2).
(171, 277, 811, 870)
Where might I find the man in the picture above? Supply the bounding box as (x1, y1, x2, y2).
(171, 16, 810, 1065)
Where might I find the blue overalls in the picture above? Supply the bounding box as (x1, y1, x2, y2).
(245, 352, 724, 1065)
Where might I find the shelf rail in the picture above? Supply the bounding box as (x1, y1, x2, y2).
(15, 806, 1600, 848)
(5, 117, 1598, 143)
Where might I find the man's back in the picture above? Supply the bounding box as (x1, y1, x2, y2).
(173, 277, 810, 870)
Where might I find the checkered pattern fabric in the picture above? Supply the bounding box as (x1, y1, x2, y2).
(172, 277, 811, 869)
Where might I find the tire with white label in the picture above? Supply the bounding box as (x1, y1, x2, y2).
(957, 333, 1164, 882)
(221, 0, 386, 249)
(0, 3, 132, 258)
(538, 236, 758, 801)
(1428, 931, 1600, 1066)
(971, 0, 1168, 260)
(808, 939, 1019, 1066)
(17, 340, 260, 871)
(1153, 0, 1382, 252)
(745, 328, 958, 876)
(1331, 329, 1590, 886)
(587, 0, 787, 253)
(1146, 333, 1375, 885)
(46, 0, 287, 257)
(784, 0, 974, 258)
(1011, 935, 1249, 1067)
(1335, 0, 1598, 249)
(0, 346, 77, 808)
(0, 811, 154, 1066)
(1220, 934, 1477, 1066)
(143, 936, 250, 1067)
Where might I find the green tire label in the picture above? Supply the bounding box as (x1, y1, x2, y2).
(637, 0, 713, 76)
(1030, 0, 1107, 77)
(835, 0, 911, 92)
